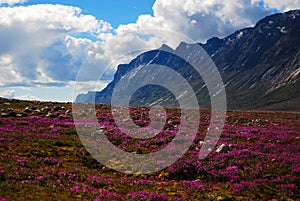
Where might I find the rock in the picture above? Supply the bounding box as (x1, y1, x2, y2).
(46, 112, 59, 118)
(1, 113, 9, 118)
(7, 108, 14, 112)
(30, 106, 37, 110)
(3, 102, 10, 106)
(53, 106, 65, 111)
(216, 144, 230, 153)
(23, 107, 32, 113)
(58, 115, 66, 120)
(7, 108, 16, 117)
(21, 112, 28, 117)
(41, 106, 50, 113)
(8, 111, 16, 117)
(91, 129, 105, 137)
(196, 141, 205, 151)
(33, 109, 41, 115)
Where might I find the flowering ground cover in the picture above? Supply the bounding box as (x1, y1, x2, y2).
(0, 99, 299, 200)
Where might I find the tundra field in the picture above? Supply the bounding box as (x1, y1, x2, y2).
(0, 98, 299, 200)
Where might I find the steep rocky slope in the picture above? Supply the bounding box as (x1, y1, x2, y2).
(76, 10, 300, 111)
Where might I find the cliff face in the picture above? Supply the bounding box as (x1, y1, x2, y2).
(76, 10, 300, 111)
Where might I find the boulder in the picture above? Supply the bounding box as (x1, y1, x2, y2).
(23, 107, 32, 113)
(53, 106, 65, 111)
(8, 111, 16, 117)
(1, 113, 9, 118)
(41, 106, 50, 113)
(30, 106, 37, 110)
(46, 112, 59, 118)
(33, 109, 41, 115)
(21, 112, 28, 117)
(216, 144, 230, 153)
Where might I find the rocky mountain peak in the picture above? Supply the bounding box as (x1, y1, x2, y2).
(76, 10, 300, 111)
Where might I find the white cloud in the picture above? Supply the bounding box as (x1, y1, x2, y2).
(254, 0, 300, 11)
(0, 4, 111, 33)
(0, 0, 26, 6)
(142, 0, 274, 41)
(14, 93, 39, 101)
(0, 89, 15, 99)
(0, 4, 112, 86)
(0, 54, 27, 87)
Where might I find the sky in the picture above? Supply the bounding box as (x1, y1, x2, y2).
(0, 0, 299, 102)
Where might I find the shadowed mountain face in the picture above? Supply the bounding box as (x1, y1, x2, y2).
(76, 10, 300, 111)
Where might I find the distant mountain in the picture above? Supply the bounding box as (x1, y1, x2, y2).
(76, 10, 300, 111)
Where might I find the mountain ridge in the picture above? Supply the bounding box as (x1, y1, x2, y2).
(76, 10, 300, 111)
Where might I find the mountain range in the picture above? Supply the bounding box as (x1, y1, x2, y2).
(76, 10, 300, 111)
